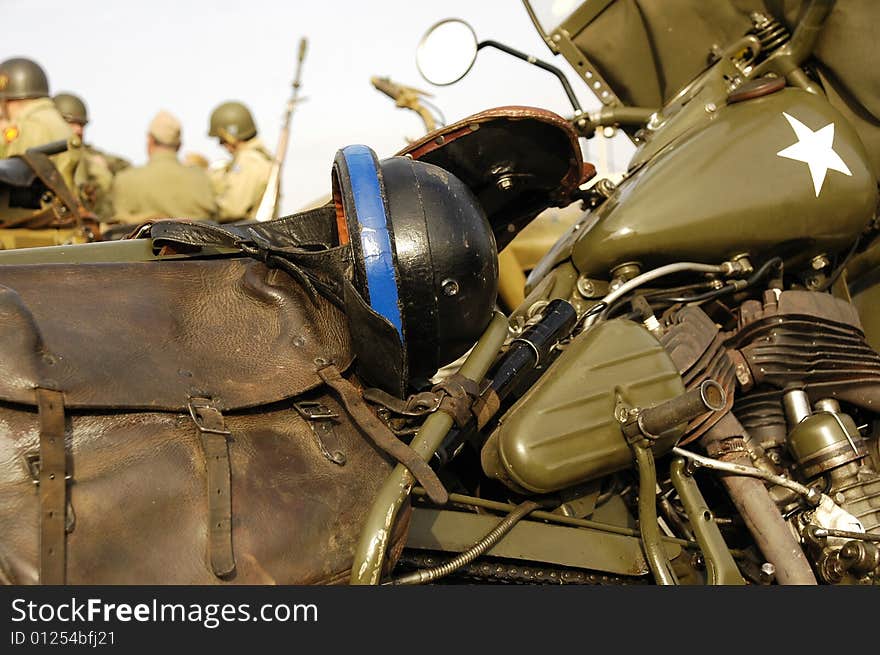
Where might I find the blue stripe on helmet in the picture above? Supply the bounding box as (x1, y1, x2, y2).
(342, 145, 404, 339)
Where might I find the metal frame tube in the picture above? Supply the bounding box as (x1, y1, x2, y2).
(411, 487, 695, 548)
(388, 500, 541, 585)
(350, 312, 509, 585)
(633, 445, 678, 585)
(669, 458, 745, 585)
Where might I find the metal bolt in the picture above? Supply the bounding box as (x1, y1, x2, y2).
(805, 275, 824, 290)
(705, 102, 717, 113)
(610, 262, 642, 283)
(576, 276, 595, 298)
(811, 254, 830, 271)
(596, 178, 617, 197)
(496, 175, 514, 191)
(760, 562, 776, 580)
(441, 278, 459, 297)
(731, 253, 753, 275)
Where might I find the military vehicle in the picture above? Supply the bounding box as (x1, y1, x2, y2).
(0, 0, 878, 585)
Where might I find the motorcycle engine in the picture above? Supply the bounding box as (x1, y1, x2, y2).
(661, 289, 880, 584)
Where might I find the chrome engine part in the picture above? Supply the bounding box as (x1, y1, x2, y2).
(659, 289, 880, 584)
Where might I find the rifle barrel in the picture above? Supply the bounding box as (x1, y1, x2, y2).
(254, 36, 308, 222)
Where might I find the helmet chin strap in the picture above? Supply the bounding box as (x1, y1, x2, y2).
(217, 128, 240, 148)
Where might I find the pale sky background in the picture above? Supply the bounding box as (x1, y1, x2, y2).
(3, 0, 633, 214)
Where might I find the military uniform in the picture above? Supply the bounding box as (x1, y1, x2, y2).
(207, 101, 272, 222)
(75, 146, 117, 220)
(90, 147, 130, 176)
(111, 150, 217, 224)
(111, 110, 217, 224)
(209, 137, 272, 221)
(1, 97, 80, 191)
(2, 96, 72, 157)
(54, 92, 130, 220)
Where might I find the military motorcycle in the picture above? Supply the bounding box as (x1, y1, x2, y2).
(358, 0, 880, 585)
(0, 0, 878, 586)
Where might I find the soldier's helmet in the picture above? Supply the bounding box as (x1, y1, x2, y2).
(208, 101, 257, 142)
(53, 93, 88, 125)
(333, 144, 498, 396)
(0, 57, 50, 101)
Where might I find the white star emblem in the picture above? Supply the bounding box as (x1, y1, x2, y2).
(776, 113, 852, 197)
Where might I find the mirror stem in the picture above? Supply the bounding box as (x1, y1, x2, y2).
(477, 40, 582, 113)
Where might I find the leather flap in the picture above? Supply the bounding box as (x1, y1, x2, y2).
(0, 257, 352, 411)
(397, 105, 593, 250)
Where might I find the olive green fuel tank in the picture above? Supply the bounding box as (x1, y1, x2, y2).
(572, 88, 878, 277)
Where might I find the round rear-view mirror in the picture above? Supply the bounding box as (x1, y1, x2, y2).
(416, 19, 479, 86)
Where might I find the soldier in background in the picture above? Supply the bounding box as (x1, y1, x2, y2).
(207, 101, 272, 222)
(0, 57, 79, 188)
(54, 93, 130, 174)
(111, 110, 217, 224)
(54, 92, 130, 220)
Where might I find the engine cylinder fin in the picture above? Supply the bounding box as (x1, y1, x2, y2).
(661, 306, 735, 445)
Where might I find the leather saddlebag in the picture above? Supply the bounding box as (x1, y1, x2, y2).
(0, 256, 409, 584)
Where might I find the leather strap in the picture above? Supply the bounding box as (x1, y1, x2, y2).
(361, 387, 442, 417)
(432, 374, 480, 428)
(149, 205, 340, 252)
(148, 209, 353, 310)
(36, 388, 66, 585)
(318, 365, 448, 505)
(21, 148, 87, 226)
(189, 398, 236, 578)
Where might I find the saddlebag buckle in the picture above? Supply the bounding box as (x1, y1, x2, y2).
(294, 401, 346, 466)
(188, 398, 232, 436)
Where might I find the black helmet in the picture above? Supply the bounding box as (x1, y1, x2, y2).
(332, 144, 498, 396)
(0, 57, 49, 100)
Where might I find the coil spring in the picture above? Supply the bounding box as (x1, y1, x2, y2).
(750, 12, 791, 54)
